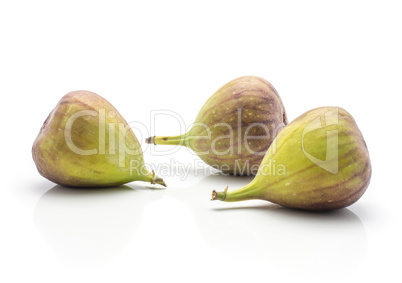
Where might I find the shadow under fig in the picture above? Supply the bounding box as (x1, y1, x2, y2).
(34, 184, 163, 268)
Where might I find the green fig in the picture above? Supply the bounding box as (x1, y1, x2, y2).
(32, 91, 166, 187)
(146, 76, 287, 175)
(211, 107, 371, 210)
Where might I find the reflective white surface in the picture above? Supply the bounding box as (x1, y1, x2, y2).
(34, 176, 367, 271)
(1, 1, 401, 282)
(2, 166, 396, 283)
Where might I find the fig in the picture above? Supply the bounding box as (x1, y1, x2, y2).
(146, 76, 287, 175)
(32, 91, 166, 187)
(211, 107, 371, 210)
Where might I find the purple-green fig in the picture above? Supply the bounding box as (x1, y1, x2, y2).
(32, 91, 166, 187)
(146, 76, 287, 175)
(212, 107, 371, 210)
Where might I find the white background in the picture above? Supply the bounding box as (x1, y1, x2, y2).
(1, 1, 401, 282)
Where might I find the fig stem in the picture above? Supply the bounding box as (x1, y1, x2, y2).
(211, 187, 228, 201)
(211, 183, 260, 202)
(146, 134, 187, 146)
(151, 170, 167, 187)
(153, 177, 167, 187)
(145, 136, 155, 145)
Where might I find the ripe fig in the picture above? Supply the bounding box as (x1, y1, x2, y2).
(211, 107, 371, 210)
(32, 91, 166, 187)
(146, 76, 287, 175)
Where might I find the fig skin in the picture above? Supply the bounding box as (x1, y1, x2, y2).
(212, 107, 371, 210)
(32, 91, 165, 187)
(146, 76, 287, 175)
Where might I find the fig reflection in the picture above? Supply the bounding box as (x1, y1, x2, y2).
(173, 173, 367, 278)
(34, 185, 162, 268)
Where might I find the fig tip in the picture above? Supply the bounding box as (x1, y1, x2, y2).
(151, 170, 166, 187)
(211, 190, 217, 200)
(145, 136, 155, 145)
(211, 187, 228, 201)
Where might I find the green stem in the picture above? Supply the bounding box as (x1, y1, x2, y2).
(150, 170, 167, 187)
(211, 181, 260, 202)
(146, 134, 188, 146)
(134, 169, 167, 187)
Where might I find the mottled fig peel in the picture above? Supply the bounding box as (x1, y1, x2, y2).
(212, 107, 371, 210)
(32, 91, 166, 188)
(146, 76, 287, 175)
